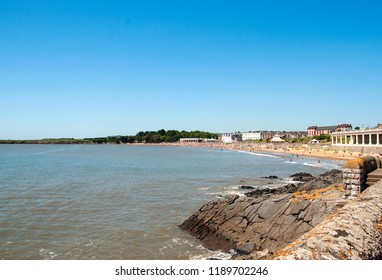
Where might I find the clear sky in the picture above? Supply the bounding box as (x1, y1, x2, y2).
(1, 0, 381, 139)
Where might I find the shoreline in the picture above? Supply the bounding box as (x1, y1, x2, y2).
(2, 140, 380, 162)
(175, 142, 381, 161)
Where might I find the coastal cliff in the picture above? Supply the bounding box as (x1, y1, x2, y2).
(181, 169, 382, 259)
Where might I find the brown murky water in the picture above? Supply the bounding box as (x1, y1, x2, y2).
(0, 144, 341, 259)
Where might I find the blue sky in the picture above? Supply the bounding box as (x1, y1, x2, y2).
(1, 0, 381, 139)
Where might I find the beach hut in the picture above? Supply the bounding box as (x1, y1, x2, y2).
(270, 136, 285, 143)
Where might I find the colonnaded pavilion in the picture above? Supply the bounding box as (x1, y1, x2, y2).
(331, 128, 382, 146)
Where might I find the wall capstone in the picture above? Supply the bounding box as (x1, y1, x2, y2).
(343, 156, 378, 199)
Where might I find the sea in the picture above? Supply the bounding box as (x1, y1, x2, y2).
(0, 144, 344, 260)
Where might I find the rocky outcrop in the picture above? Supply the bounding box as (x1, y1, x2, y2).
(180, 170, 345, 258)
(289, 172, 315, 182)
(244, 169, 342, 197)
(273, 180, 382, 260)
(261, 175, 280, 179)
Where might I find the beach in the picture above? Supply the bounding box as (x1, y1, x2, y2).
(178, 141, 381, 162)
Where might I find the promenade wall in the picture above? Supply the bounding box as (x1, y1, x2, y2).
(342, 156, 379, 198)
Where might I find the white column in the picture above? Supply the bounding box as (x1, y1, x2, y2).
(369, 134, 372, 145)
(362, 134, 365, 145)
(356, 134, 359, 145)
(378, 133, 380, 145)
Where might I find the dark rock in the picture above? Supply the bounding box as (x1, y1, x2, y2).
(234, 243, 255, 255)
(333, 229, 349, 238)
(244, 183, 298, 197)
(262, 175, 279, 179)
(319, 169, 342, 180)
(286, 184, 298, 193)
(240, 185, 255, 190)
(296, 170, 342, 192)
(290, 172, 314, 182)
(245, 188, 269, 197)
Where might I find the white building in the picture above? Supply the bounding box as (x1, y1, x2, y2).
(220, 133, 235, 143)
(242, 132, 261, 141)
(331, 128, 382, 146)
(242, 132, 271, 141)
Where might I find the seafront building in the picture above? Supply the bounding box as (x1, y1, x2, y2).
(179, 138, 217, 143)
(307, 124, 352, 136)
(179, 138, 206, 143)
(242, 132, 272, 141)
(219, 133, 241, 143)
(308, 126, 336, 136)
(331, 128, 382, 146)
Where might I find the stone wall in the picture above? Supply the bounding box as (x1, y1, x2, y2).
(342, 168, 365, 198)
(329, 145, 382, 154)
(343, 156, 378, 199)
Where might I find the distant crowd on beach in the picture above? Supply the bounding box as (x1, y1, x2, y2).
(176, 141, 381, 162)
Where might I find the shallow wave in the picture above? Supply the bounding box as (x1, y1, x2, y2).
(236, 150, 281, 159)
(285, 159, 341, 170)
(191, 250, 233, 260)
(206, 190, 246, 198)
(39, 248, 58, 260)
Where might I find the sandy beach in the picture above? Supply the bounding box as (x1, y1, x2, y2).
(177, 141, 381, 162)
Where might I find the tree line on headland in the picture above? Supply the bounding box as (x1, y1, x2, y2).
(0, 130, 218, 144)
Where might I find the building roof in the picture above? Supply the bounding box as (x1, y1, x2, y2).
(308, 124, 351, 131)
(337, 124, 352, 128)
(270, 136, 285, 142)
(317, 126, 337, 131)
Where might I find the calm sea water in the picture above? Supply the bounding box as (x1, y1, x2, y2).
(0, 144, 343, 260)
